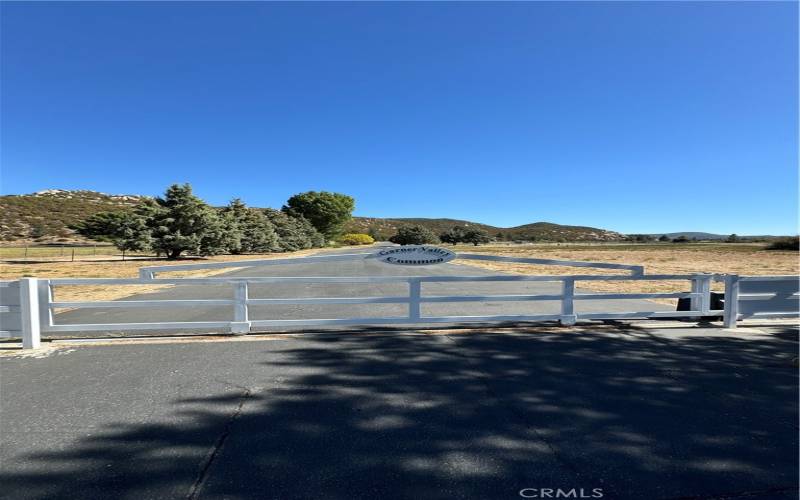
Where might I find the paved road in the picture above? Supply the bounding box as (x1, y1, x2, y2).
(54, 246, 672, 336)
(1, 324, 797, 499)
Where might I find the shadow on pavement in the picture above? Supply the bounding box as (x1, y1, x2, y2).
(2, 325, 798, 499)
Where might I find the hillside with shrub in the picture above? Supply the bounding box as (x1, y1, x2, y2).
(0, 190, 146, 243)
(346, 218, 624, 242)
(0, 189, 707, 245)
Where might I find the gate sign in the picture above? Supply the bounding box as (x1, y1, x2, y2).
(375, 245, 456, 266)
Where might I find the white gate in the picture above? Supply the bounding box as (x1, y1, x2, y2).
(2, 246, 797, 348)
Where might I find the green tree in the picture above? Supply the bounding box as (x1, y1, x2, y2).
(440, 226, 467, 245)
(263, 209, 325, 251)
(73, 211, 153, 257)
(726, 233, 739, 243)
(148, 184, 230, 259)
(658, 234, 670, 242)
(282, 191, 355, 239)
(462, 228, 492, 246)
(766, 236, 799, 251)
(222, 199, 279, 253)
(389, 225, 439, 245)
(198, 209, 240, 257)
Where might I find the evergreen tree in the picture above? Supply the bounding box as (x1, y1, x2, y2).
(223, 199, 279, 253)
(263, 209, 325, 251)
(73, 211, 152, 255)
(148, 184, 229, 259)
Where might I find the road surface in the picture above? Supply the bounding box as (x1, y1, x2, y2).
(1, 324, 797, 499)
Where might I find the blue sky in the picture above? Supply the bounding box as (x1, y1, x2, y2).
(1, 2, 797, 235)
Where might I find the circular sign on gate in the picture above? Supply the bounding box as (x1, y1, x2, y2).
(374, 245, 456, 266)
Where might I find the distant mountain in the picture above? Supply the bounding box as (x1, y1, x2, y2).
(0, 190, 626, 244)
(647, 232, 785, 241)
(345, 218, 624, 242)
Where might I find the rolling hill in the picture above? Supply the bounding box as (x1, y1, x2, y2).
(344, 218, 624, 242)
(0, 190, 147, 243)
(2, 189, 623, 244)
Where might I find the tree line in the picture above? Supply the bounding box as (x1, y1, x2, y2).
(73, 184, 355, 259)
(388, 224, 492, 246)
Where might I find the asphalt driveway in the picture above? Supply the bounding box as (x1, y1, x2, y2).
(1, 323, 797, 499)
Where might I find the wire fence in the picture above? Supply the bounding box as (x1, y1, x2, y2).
(0, 245, 153, 262)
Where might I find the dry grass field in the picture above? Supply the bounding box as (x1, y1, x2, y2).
(1, 249, 326, 302)
(0, 245, 121, 260)
(452, 243, 799, 302)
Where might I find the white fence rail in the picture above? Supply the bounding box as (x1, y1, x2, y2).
(8, 273, 722, 341)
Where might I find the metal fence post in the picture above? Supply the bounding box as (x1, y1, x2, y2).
(560, 278, 577, 326)
(20, 278, 41, 349)
(37, 279, 53, 331)
(689, 276, 700, 311)
(408, 279, 421, 321)
(723, 275, 740, 328)
(231, 282, 250, 334)
(698, 275, 712, 315)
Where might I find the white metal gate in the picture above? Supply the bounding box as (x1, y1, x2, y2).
(2, 246, 798, 349)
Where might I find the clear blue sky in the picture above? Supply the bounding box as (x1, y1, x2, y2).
(1, 2, 797, 235)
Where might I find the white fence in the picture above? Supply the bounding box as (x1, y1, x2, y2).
(0, 279, 41, 349)
(721, 275, 799, 327)
(1, 249, 797, 349)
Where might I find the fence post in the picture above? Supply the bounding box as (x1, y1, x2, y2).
(231, 282, 250, 334)
(19, 278, 41, 349)
(408, 279, 421, 321)
(723, 275, 740, 328)
(690, 276, 700, 311)
(698, 275, 712, 315)
(37, 279, 53, 331)
(560, 278, 577, 326)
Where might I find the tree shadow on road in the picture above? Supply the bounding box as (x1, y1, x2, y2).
(2, 325, 798, 499)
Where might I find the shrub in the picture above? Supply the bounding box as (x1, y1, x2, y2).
(462, 228, 492, 246)
(766, 237, 799, 251)
(339, 233, 375, 245)
(440, 227, 467, 245)
(389, 225, 439, 245)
